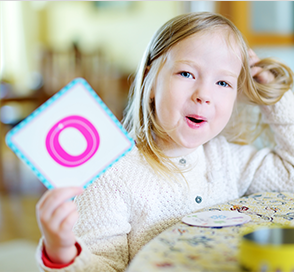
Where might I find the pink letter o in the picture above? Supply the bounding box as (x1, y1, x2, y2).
(46, 115, 99, 167)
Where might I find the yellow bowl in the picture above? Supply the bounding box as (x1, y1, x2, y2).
(239, 227, 294, 272)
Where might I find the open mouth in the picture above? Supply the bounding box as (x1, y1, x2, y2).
(186, 116, 205, 124)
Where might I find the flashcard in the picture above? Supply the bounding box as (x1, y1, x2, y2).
(5, 78, 135, 189)
(182, 211, 251, 227)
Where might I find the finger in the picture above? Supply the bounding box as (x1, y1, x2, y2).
(36, 189, 55, 213)
(250, 66, 263, 78)
(48, 201, 78, 232)
(59, 209, 80, 235)
(42, 187, 83, 220)
(37, 187, 83, 211)
(251, 66, 274, 84)
(36, 189, 57, 224)
(37, 187, 83, 223)
(248, 48, 260, 67)
(248, 48, 258, 60)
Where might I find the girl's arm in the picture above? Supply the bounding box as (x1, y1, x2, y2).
(36, 173, 132, 272)
(248, 49, 275, 85)
(36, 187, 83, 265)
(245, 88, 294, 194)
(233, 50, 294, 195)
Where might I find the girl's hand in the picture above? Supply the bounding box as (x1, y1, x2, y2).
(36, 187, 84, 264)
(248, 48, 275, 84)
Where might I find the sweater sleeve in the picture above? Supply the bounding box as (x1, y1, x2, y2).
(42, 242, 82, 269)
(230, 90, 294, 196)
(36, 171, 132, 272)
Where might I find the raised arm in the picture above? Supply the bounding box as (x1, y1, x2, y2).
(36, 173, 132, 272)
(230, 49, 294, 195)
(245, 88, 294, 194)
(36, 187, 83, 265)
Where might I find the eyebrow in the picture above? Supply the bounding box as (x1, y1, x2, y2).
(218, 69, 239, 79)
(175, 60, 239, 79)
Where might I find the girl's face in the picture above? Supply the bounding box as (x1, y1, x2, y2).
(151, 30, 242, 157)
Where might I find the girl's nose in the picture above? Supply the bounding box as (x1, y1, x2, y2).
(192, 88, 211, 105)
(195, 96, 210, 104)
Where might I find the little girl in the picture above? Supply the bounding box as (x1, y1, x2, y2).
(36, 12, 294, 271)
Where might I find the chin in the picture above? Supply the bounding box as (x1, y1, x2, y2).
(178, 140, 203, 150)
(183, 136, 209, 147)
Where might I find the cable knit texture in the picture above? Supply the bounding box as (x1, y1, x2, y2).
(36, 90, 294, 272)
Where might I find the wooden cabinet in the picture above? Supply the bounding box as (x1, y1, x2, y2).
(217, 1, 294, 46)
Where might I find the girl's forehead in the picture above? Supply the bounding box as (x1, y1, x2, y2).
(168, 29, 243, 63)
(164, 28, 243, 76)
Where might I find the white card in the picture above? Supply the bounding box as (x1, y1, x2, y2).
(182, 211, 251, 227)
(5, 78, 135, 189)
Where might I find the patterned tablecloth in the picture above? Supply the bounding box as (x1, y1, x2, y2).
(127, 192, 294, 272)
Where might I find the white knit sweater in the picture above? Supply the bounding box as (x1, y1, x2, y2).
(36, 90, 294, 272)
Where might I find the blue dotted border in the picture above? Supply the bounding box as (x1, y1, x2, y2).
(5, 77, 135, 190)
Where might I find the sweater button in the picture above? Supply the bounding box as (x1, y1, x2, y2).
(179, 158, 186, 164)
(195, 196, 202, 203)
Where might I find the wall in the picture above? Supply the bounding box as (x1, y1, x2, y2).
(45, 1, 184, 73)
(253, 46, 294, 73)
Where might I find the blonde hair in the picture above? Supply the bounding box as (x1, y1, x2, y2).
(122, 12, 294, 180)
(223, 57, 294, 146)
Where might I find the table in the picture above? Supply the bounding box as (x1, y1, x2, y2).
(127, 192, 294, 272)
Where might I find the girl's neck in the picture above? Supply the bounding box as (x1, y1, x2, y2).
(155, 136, 200, 158)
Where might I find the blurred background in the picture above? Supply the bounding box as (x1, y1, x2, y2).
(0, 1, 294, 271)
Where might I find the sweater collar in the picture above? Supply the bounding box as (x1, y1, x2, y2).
(169, 145, 204, 167)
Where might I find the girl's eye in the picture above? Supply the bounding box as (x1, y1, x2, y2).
(180, 71, 193, 79)
(217, 81, 230, 87)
